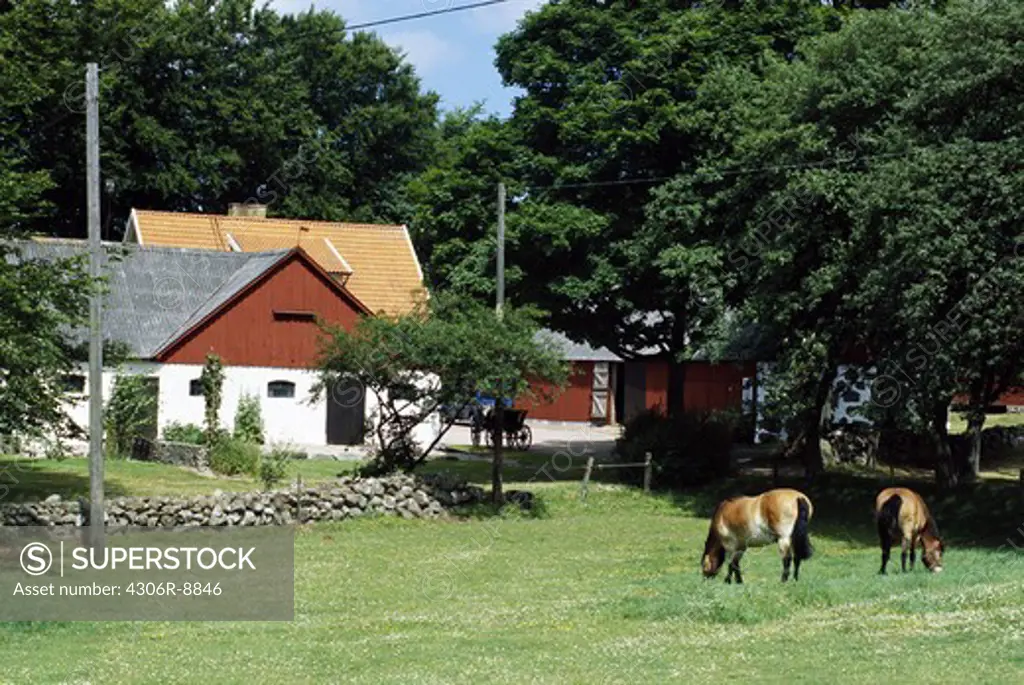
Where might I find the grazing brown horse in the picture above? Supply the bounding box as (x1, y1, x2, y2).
(875, 487, 944, 574)
(702, 488, 814, 583)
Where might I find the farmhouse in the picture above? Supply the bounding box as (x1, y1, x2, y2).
(18, 238, 436, 449)
(121, 203, 427, 316)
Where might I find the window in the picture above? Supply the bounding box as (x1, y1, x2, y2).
(267, 380, 296, 398)
(189, 379, 203, 396)
(61, 374, 86, 394)
(273, 310, 317, 322)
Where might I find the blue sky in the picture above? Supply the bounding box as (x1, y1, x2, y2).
(269, 0, 546, 118)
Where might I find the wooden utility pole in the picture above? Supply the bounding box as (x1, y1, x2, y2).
(86, 63, 105, 550)
(492, 182, 506, 506)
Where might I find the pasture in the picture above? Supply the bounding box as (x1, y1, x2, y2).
(1, 455, 1024, 683)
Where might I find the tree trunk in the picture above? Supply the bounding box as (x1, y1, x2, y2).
(932, 401, 960, 490)
(492, 394, 504, 506)
(801, 364, 837, 479)
(966, 410, 985, 482)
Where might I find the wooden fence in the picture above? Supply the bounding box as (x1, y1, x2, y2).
(579, 452, 653, 502)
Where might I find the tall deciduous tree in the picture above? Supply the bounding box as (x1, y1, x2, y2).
(492, 0, 863, 357)
(0, 0, 439, 238)
(650, 0, 1024, 485)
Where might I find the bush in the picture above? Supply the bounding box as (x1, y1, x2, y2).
(233, 392, 265, 445)
(615, 408, 734, 490)
(162, 421, 205, 445)
(208, 436, 261, 477)
(258, 448, 292, 490)
(104, 372, 157, 459)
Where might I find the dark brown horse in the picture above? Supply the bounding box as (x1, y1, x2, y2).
(875, 487, 944, 574)
(702, 488, 814, 583)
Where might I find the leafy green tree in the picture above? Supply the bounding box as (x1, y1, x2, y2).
(314, 293, 568, 503)
(104, 371, 157, 459)
(492, 0, 858, 357)
(648, 0, 1024, 485)
(0, 244, 94, 442)
(0, 0, 439, 238)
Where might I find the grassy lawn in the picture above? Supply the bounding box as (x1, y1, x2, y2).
(949, 410, 1024, 434)
(1, 454, 1024, 683)
(0, 455, 356, 502)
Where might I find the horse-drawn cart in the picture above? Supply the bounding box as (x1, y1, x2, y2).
(470, 407, 533, 451)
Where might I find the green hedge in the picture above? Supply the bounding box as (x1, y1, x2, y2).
(615, 408, 734, 489)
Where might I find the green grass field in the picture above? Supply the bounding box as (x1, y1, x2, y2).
(1, 455, 1024, 683)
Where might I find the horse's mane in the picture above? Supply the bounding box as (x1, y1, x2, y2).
(703, 499, 731, 555)
(923, 513, 942, 541)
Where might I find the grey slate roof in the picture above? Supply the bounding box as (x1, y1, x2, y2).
(10, 240, 292, 359)
(535, 329, 622, 363)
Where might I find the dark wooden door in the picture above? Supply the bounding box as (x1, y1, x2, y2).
(326, 376, 365, 445)
(622, 362, 647, 423)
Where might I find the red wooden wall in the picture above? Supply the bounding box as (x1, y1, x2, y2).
(160, 255, 364, 368)
(520, 362, 595, 422)
(683, 362, 755, 412)
(638, 361, 755, 415)
(645, 360, 670, 412)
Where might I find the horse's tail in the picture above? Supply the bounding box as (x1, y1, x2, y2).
(792, 496, 813, 561)
(877, 493, 902, 543)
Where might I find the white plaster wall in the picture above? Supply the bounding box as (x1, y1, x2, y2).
(750, 362, 877, 444)
(60, 362, 441, 450)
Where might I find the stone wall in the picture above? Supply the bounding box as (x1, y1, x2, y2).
(131, 437, 208, 470)
(0, 473, 487, 528)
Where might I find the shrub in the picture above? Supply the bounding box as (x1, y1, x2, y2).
(233, 392, 265, 445)
(162, 421, 205, 445)
(201, 353, 225, 446)
(104, 372, 157, 459)
(208, 436, 261, 477)
(258, 448, 292, 489)
(615, 407, 734, 490)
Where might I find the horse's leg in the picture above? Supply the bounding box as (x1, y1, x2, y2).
(900, 535, 909, 573)
(878, 528, 892, 575)
(779, 538, 793, 582)
(908, 533, 917, 571)
(729, 550, 745, 584)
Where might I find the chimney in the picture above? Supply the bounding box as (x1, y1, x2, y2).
(228, 202, 267, 218)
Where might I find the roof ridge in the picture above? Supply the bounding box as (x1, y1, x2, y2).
(132, 208, 405, 230)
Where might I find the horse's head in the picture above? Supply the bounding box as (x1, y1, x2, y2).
(921, 534, 944, 573)
(701, 530, 726, 578)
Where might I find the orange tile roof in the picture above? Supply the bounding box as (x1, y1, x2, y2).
(129, 209, 427, 316)
(229, 232, 352, 275)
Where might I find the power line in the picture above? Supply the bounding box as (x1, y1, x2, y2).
(347, 0, 518, 31)
(522, 143, 991, 192)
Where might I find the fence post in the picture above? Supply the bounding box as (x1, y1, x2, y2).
(580, 456, 595, 503)
(643, 452, 652, 495)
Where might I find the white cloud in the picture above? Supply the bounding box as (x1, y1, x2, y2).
(384, 29, 460, 74)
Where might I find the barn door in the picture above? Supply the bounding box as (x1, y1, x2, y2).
(591, 362, 609, 421)
(326, 376, 365, 445)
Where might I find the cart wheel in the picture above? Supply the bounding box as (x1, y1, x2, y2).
(471, 427, 481, 448)
(518, 426, 532, 451)
(485, 429, 495, 448)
